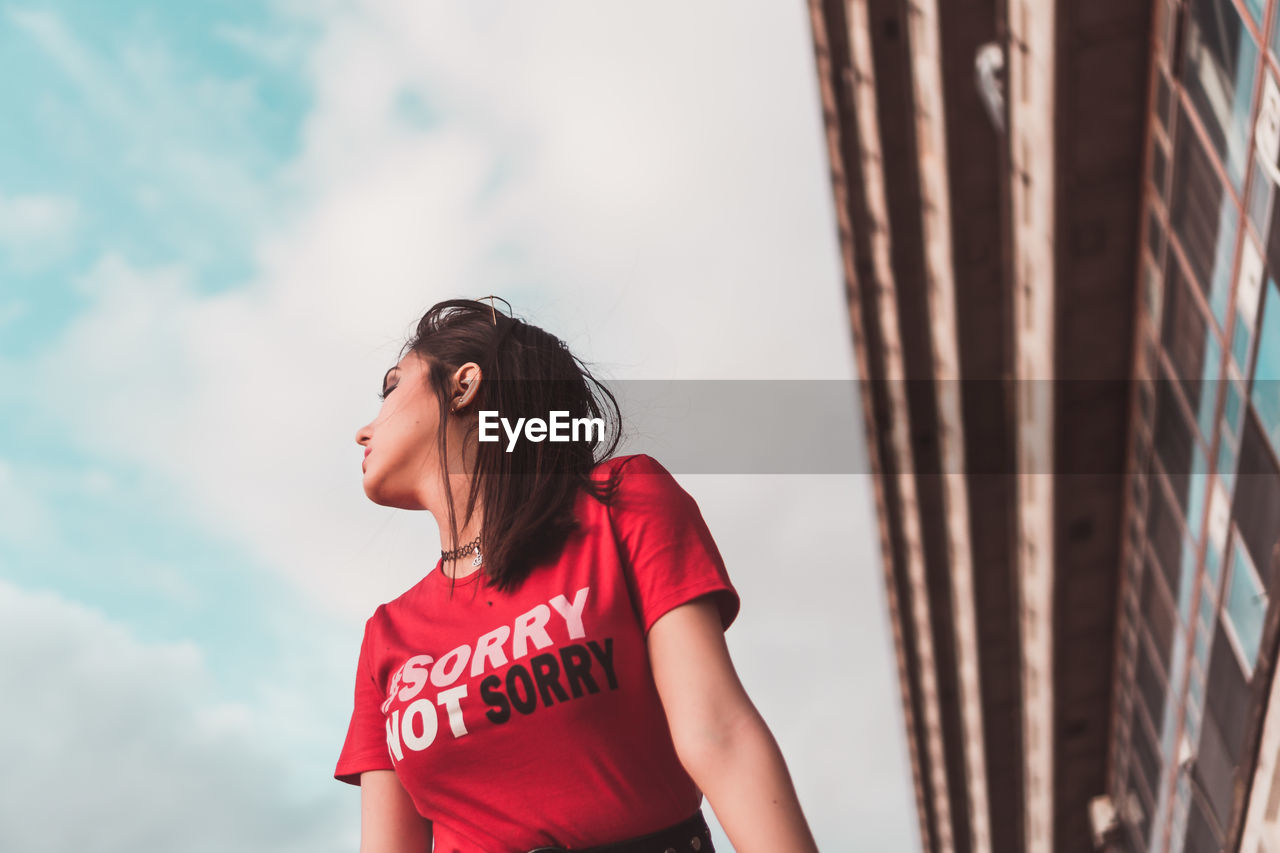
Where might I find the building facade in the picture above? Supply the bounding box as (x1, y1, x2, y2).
(808, 1, 1280, 851)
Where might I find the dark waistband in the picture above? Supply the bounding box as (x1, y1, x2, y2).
(525, 810, 714, 853)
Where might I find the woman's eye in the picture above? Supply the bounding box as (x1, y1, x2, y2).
(378, 384, 397, 401)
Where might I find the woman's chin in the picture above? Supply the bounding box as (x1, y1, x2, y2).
(361, 473, 390, 505)
(362, 479, 422, 511)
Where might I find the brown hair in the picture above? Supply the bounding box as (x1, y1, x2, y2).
(399, 297, 626, 595)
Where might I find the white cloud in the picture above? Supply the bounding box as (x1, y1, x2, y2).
(0, 299, 29, 327)
(0, 458, 58, 546)
(0, 191, 79, 266)
(213, 24, 309, 68)
(0, 579, 353, 852)
(6, 8, 126, 118)
(8, 7, 282, 271)
(281, 0, 854, 380)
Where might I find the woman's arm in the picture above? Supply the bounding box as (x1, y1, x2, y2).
(359, 770, 434, 853)
(647, 598, 820, 853)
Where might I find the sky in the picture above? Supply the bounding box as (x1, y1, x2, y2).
(0, 1, 917, 850)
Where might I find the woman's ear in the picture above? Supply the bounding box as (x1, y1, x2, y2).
(453, 363, 482, 408)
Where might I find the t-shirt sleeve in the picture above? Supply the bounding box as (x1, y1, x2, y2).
(334, 609, 395, 786)
(607, 454, 741, 636)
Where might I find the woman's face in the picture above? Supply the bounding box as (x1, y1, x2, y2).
(355, 351, 449, 510)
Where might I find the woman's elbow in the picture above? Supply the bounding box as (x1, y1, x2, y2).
(674, 706, 768, 780)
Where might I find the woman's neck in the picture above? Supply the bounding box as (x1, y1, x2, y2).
(439, 514, 484, 579)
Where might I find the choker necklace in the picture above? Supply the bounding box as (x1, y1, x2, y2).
(441, 534, 483, 568)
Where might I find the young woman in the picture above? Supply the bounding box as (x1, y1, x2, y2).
(336, 298, 819, 853)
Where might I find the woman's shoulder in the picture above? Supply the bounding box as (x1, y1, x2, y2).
(587, 454, 701, 519)
(359, 600, 394, 633)
(366, 571, 440, 628)
(584, 454, 681, 507)
(591, 452, 668, 479)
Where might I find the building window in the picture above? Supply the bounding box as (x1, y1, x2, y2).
(1198, 578, 1216, 633)
(1225, 373, 1245, 438)
(1253, 278, 1280, 458)
(1222, 535, 1268, 675)
(1194, 622, 1212, 675)
(1143, 561, 1177, 670)
(1248, 154, 1274, 238)
(1148, 480, 1191, 602)
(1235, 403, 1280, 575)
(1144, 256, 1164, 331)
(1156, 63, 1174, 134)
(1216, 433, 1238, 494)
(1162, 259, 1221, 441)
(1185, 686, 1202, 745)
(1182, 0, 1259, 191)
(1181, 786, 1223, 853)
(1194, 711, 1238, 832)
(1137, 630, 1169, 731)
(1244, 0, 1264, 27)
(1161, 631, 1187, 758)
(1127, 764, 1155, 846)
(1133, 702, 1164, 813)
(1153, 136, 1170, 201)
(1207, 620, 1253, 767)
(1231, 309, 1252, 376)
(1170, 114, 1240, 333)
(1149, 207, 1167, 263)
(1131, 470, 1147, 516)
(1154, 368, 1208, 545)
(1186, 446, 1209, 546)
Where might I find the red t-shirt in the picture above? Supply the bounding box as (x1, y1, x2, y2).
(334, 453, 740, 852)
